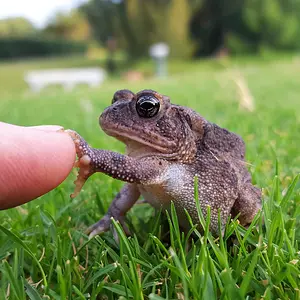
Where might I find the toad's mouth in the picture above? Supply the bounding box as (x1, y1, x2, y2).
(101, 125, 179, 159)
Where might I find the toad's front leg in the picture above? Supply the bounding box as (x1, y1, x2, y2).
(66, 130, 160, 237)
(66, 130, 159, 196)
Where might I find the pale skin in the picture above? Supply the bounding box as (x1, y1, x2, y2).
(0, 122, 75, 210)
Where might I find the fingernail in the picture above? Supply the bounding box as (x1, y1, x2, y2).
(28, 125, 64, 132)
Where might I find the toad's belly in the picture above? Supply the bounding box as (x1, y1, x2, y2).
(137, 184, 194, 230)
(138, 185, 173, 209)
(137, 164, 195, 228)
(137, 163, 191, 208)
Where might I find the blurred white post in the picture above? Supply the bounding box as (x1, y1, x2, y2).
(149, 43, 170, 78)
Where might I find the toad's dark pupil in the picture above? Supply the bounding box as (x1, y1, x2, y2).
(140, 101, 154, 110)
(136, 95, 160, 118)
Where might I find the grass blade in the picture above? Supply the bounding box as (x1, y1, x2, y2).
(0, 226, 48, 290)
(24, 280, 43, 300)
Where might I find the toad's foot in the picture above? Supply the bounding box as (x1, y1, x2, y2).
(86, 213, 130, 241)
(65, 130, 95, 199)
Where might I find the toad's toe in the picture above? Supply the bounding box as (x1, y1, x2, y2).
(86, 215, 112, 238)
(65, 129, 91, 159)
(65, 129, 95, 198)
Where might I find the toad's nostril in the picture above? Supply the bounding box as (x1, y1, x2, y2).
(112, 107, 118, 111)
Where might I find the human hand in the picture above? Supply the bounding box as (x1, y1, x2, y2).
(0, 122, 76, 209)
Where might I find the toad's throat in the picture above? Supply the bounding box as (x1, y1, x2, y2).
(102, 126, 179, 157)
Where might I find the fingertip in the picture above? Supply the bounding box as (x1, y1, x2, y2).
(44, 130, 77, 182)
(26, 128, 77, 195)
(0, 126, 76, 209)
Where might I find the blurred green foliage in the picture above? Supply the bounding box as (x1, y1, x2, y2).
(0, 12, 90, 60)
(83, 0, 300, 58)
(0, 17, 36, 37)
(0, 38, 88, 60)
(1, 0, 300, 61)
(82, 0, 199, 59)
(43, 10, 90, 42)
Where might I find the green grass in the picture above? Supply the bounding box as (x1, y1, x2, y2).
(0, 54, 299, 299)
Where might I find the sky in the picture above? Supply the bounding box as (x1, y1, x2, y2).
(0, 0, 88, 28)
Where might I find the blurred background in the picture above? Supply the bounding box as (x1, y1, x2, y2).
(1, 0, 300, 87)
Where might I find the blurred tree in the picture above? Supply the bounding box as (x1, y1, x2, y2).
(80, 0, 117, 44)
(166, 0, 194, 57)
(190, 0, 249, 56)
(0, 17, 36, 37)
(122, 0, 194, 58)
(243, 0, 300, 51)
(82, 0, 300, 59)
(43, 10, 90, 41)
(191, 0, 300, 56)
(81, 0, 119, 72)
(83, 0, 195, 59)
(119, 0, 151, 58)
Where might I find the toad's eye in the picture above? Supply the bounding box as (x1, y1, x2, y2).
(136, 95, 160, 118)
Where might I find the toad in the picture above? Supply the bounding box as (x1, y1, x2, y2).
(67, 89, 261, 238)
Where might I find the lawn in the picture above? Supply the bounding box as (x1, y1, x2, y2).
(0, 54, 299, 299)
